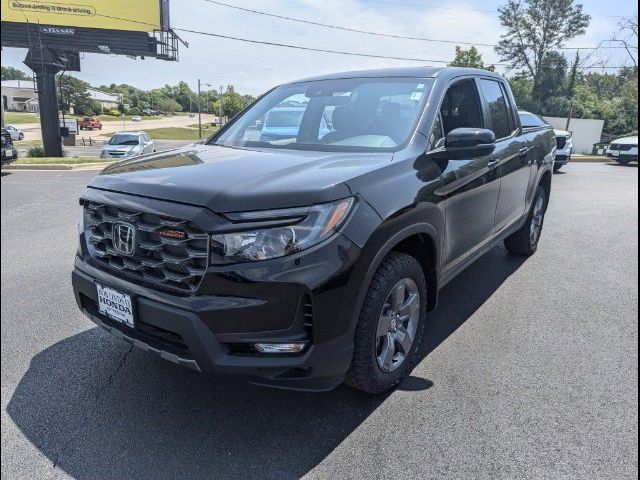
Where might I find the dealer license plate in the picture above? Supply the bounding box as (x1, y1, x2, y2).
(96, 283, 134, 328)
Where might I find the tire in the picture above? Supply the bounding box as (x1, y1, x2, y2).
(504, 186, 547, 256)
(18, 133, 24, 140)
(616, 159, 630, 166)
(553, 164, 562, 173)
(345, 252, 427, 395)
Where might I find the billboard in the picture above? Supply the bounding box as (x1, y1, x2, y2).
(1, 0, 162, 32)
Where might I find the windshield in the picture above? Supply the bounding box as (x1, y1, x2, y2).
(210, 77, 434, 152)
(108, 134, 139, 146)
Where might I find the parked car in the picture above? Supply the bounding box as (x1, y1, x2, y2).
(131, 115, 142, 122)
(607, 136, 638, 165)
(260, 106, 330, 142)
(100, 132, 155, 159)
(4, 125, 25, 141)
(73, 67, 555, 394)
(78, 117, 103, 130)
(518, 111, 571, 172)
(1, 128, 18, 164)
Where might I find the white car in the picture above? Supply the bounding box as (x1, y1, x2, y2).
(607, 136, 638, 165)
(4, 125, 24, 141)
(553, 129, 573, 172)
(100, 131, 155, 159)
(518, 111, 572, 172)
(131, 115, 142, 122)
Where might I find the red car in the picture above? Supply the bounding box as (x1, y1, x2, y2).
(78, 117, 102, 130)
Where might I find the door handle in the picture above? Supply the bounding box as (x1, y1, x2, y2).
(488, 158, 500, 169)
(519, 146, 529, 157)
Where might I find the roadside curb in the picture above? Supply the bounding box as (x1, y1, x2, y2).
(571, 156, 611, 163)
(2, 162, 114, 171)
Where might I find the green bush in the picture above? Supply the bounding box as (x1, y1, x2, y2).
(107, 108, 120, 116)
(27, 146, 45, 157)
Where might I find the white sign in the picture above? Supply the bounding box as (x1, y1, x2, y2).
(60, 118, 78, 134)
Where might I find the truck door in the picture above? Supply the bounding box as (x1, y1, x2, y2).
(477, 79, 531, 235)
(437, 78, 502, 274)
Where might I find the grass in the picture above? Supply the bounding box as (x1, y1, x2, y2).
(4, 112, 40, 124)
(13, 157, 106, 165)
(144, 127, 214, 140)
(92, 114, 164, 122)
(14, 140, 43, 147)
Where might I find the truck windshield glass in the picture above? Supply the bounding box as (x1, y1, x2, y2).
(210, 78, 434, 152)
(109, 134, 139, 146)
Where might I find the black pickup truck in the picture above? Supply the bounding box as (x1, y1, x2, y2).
(72, 67, 556, 394)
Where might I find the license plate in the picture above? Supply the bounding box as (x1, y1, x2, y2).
(5, 150, 13, 159)
(611, 151, 620, 156)
(96, 283, 134, 328)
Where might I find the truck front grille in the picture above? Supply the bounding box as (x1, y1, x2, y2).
(84, 202, 209, 292)
(556, 136, 567, 149)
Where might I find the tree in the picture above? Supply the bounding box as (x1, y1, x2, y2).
(449, 46, 495, 71)
(213, 86, 251, 119)
(496, 0, 590, 102)
(611, 15, 638, 66)
(155, 97, 182, 113)
(1, 66, 31, 81)
(57, 75, 101, 115)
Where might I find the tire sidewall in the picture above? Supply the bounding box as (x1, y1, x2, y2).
(528, 186, 547, 252)
(366, 258, 427, 389)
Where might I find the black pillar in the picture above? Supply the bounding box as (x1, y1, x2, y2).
(24, 48, 80, 158)
(34, 64, 63, 157)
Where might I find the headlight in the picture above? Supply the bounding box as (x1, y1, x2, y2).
(211, 198, 354, 264)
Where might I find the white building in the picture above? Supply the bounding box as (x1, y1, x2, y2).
(1, 80, 121, 113)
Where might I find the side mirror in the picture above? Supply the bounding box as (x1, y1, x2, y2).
(429, 128, 496, 161)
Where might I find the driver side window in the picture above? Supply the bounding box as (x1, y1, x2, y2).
(440, 80, 484, 135)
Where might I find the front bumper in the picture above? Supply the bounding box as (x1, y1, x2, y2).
(72, 231, 362, 391)
(607, 152, 638, 162)
(555, 148, 572, 165)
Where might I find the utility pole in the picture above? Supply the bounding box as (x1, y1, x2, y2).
(197, 78, 202, 139)
(219, 85, 224, 129)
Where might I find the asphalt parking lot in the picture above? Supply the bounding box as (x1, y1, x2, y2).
(1, 163, 637, 479)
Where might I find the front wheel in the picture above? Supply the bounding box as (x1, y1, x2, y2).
(504, 186, 547, 256)
(553, 163, 562, 173)
(18, 133, 24, 140)
(345, 252, 426, 395)
(616, 159, 631, 166)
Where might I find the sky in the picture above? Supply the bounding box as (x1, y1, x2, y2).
(1, 0, 637, 96)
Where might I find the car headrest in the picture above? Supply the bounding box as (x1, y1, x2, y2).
(331, 106, 352, 131)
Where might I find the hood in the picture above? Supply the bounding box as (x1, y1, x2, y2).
(89, 144, 393, 212)
(103, 144, 139, 152)
(554, 129, 571, 137)
(613, 136, 638, 145)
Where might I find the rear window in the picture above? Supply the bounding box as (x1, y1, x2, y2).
(479, 79, 513, 139)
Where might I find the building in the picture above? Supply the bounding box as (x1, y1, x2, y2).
(1, 80, 121, 113)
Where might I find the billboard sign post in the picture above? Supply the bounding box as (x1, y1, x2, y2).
(1, 0, 180, 157)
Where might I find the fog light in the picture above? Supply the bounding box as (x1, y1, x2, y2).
(254, 343, 307, 354)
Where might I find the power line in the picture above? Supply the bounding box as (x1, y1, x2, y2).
(359, 0, 632, 18)
(172, 26, 632, 69)
(201, 0, 632, 51)
(14, 10, 632, 70)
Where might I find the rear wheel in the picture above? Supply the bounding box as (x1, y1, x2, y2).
(504, 186, 547, 256)
(345, 252, 426, 395)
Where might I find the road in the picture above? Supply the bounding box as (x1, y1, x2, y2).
(1, 163, 637, 480)
(15, 113, 216, 142)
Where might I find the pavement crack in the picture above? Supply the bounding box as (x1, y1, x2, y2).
(52, 345, 134, 469)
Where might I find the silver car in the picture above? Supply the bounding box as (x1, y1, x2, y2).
(4, 125, 25, 141)
(100, 132, 155, 159)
